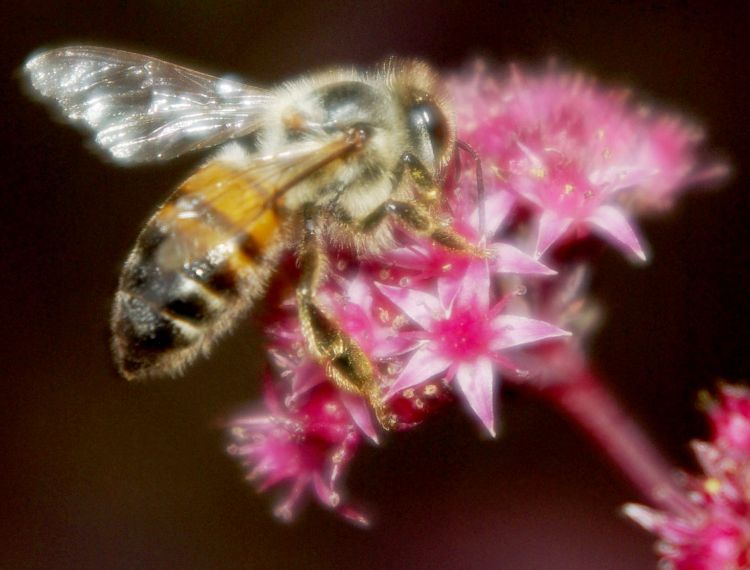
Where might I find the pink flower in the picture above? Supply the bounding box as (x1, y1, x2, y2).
(378, 260, 570, 435)
(264, 273, 410, 443)
(624, 385, 750, 569)
(227, 378, 368, 526)
(629, 115, 730, 213)
(707, 384, 750, 457)
(313, 269, 416, 364)
(376, 187, 555, 292)
(445, 61, 728, 262)
(268, 266, 455, 439)
(223, 58, 727, 528)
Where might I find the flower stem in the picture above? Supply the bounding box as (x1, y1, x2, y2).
(537, 366, 697, 520)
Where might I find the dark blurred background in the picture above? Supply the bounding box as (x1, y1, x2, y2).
(2, 2, 749, 568)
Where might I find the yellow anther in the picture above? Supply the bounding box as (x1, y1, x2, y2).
(530, 166, 546, 179)
(704, 477, 721, 494)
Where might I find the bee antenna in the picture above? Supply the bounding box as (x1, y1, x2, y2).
(456, 140, 486, 241)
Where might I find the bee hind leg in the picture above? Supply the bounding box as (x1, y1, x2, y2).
(296, 204, 396, 429)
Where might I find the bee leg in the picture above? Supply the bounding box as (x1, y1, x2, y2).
(296, 204, 396, 429)
(456, 140, 486, 237)
(398, 153, 442, 205)
(362, 152, 489, 256)
(361, 199, 488, 257)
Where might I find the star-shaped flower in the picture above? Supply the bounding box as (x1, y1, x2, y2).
(378, 260, 570, 435)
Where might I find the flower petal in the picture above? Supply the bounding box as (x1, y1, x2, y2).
(490, 315, 571, 351)
(340, 392, 379, 444)
(383, 245, 428, 267)
(590, 164, 654, 195)
(376, 283, 442, 329)
(344, 272, 374, 312)
(490, 242, 557, 275)
(369, 335, 417, 359)
(622, 503, 665, 533)
(455, 357, 497, 436)
(312, 472, 337, 507)
(535, 210, 573, 259)
(470, 189, 516, 236)
(289, 362, 326, 400)
(386, 346, 451, 398)
(437, 272, 462, 311)
(454, 259, 491, 311)
(586, 205, 648, 262)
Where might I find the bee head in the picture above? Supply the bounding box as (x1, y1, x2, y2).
(383, 58, 456, 176)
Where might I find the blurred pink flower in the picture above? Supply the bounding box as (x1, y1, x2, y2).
(625, 385, 750, 569)
(378, 260, 570, 435)
(227, 378, 368, 526)
(446, 61, 728, 262)
(707, 384, 750, 457)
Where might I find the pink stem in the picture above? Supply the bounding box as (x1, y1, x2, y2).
(537, 366, 697, 519)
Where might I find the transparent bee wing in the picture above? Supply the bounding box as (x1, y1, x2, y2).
(23, 45, 273, 164)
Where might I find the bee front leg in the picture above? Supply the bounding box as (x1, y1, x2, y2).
(361, 153, 487, 256)
(360, 200, 471, 251)
(296, 204, 396, 428)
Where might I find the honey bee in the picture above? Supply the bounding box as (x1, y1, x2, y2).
(24, 46, 483, 426)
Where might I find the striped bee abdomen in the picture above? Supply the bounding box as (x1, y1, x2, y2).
(112, 161, 283, 380)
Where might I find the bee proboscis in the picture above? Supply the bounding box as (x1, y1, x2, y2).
(23, 45, 483, 427)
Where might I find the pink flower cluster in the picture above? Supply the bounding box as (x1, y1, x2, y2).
(625, 385, 750, 569)
(226, 60, 726, 526)
(448, 60, 727, 262)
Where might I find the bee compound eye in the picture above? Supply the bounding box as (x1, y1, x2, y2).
(408, 100, 449, 165)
